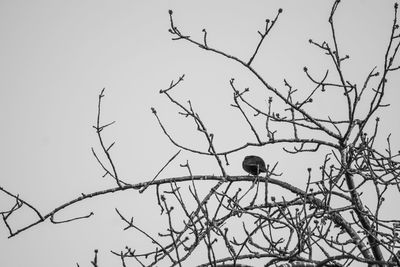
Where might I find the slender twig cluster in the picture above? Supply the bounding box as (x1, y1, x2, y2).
(1, 2, 400, 267)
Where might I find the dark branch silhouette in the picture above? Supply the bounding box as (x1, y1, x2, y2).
(2, 1, 400, 267)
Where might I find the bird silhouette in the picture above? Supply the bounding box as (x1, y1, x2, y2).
(242, 155, 267, 175)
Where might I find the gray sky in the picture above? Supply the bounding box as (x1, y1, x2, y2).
(0, 1, 399, 266)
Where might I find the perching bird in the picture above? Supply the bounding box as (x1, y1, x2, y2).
(242, 155, 267, 175)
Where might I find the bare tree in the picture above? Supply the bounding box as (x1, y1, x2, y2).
(1, 1, 400, 267)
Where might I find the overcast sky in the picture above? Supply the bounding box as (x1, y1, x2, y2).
(0, 1, 399, 266)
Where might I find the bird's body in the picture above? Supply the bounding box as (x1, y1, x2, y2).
(242, 155, 267, 175)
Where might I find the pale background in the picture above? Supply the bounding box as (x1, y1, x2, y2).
(0, 1, 399, 266)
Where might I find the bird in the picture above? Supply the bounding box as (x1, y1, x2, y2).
(242, 155, 267, 175)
